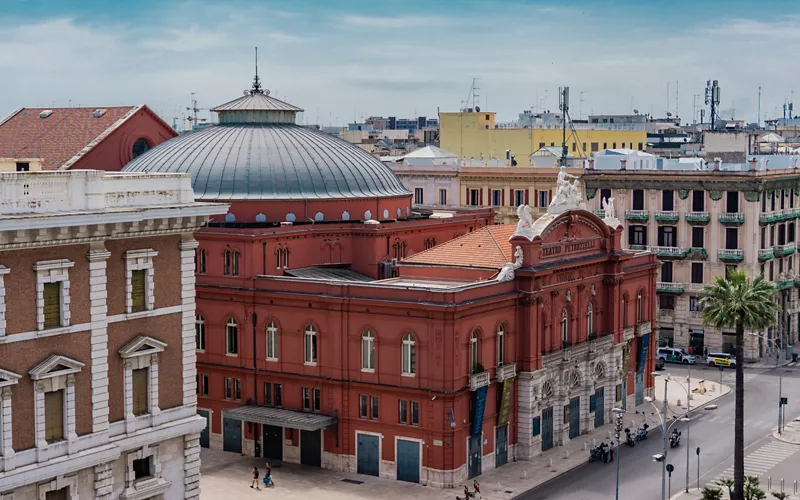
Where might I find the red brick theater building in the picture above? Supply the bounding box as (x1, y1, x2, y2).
(121, 75, 657, 487)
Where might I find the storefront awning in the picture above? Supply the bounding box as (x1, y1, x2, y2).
(222, 405, 337, 432)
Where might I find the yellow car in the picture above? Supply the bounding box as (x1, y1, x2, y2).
(707, 353, 736, 368)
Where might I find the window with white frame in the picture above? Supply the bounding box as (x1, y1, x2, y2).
(0, 266, 10, 337)
(497, 324, 505, 366)
(232, 251, 240, 276)
(123, 444, 170, 498)
(197, 248, 207, 274)
(224, 250, 232, 275)
(469, 331, 479, 374)
(29, 355, 85, 452)
(361, 330, 375, 371)
(637, 291, 643, 323)
(34, 259, 74, 331)
(266, 321, 279, 361)
(124, 249, 157, 314)
(226, 318, 238, 355)
(37, 475, 78, 500)
(414, 187, 424, 204)
(276, 246, 289, 270)
(304, 325, 317, 364)
(401, 334, 416, 376)
(195, 315, 206, 351)
(0, 368, 21, 460)
(539, 190, 549, 207)
(224, 378, 232, 399)
(561, 308, 569, 344)
(587, 303, 594, 336)
(439, 189, 447, 205)
(514, 190, 525, 207)
(119, 336, 166, 426)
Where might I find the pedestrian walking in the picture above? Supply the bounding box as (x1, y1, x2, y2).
(473, 480, 481, 498)
(602, 442, 609, 463)
(609, 441, 615, 462)
(262, 462, 274, 487)
(250, 466, 260, 489)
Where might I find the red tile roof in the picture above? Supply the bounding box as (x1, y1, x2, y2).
(403, 224, 516, 269)
(0, 106, 139, 170)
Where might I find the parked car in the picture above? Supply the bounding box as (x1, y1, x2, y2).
(707, 352, 736, 368)
(657, 347, 696, 365)
(655, 357, 665, 370)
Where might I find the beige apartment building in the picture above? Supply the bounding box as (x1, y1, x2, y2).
(583, 159, 800, 361)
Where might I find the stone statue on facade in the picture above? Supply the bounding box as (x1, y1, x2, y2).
(497, 245, 524, 282)
(601, 196, 616, 219)
(548, 166, 585, 214)
(516, 204, 533, 232)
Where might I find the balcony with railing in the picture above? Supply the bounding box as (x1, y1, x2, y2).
(777, 277, 795, 291)
(718, 212, 744, 225)
(592, 209, 606, 218)
(685, 211, 710, 225)
(686, 248, 708, 260)
(629, 244, 648, 251)
(774, 242, 796, 257)
(654, 211, 679, 224)
(496, 362, 517, 382)
(759, 209, 796, 224)
(625, 210, 649, 222)
(470, 369, 491, 391)
(648, 245, 688, 259)
(758, 247, 775, 261)
(718, 248, 744, 261)
(656, 281, 685, 294)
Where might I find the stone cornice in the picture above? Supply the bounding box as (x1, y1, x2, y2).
(583, 170, 800, 197)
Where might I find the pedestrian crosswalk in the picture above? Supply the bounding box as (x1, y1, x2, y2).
(722, 372, 762, 383)
(710, 440, 799, 484)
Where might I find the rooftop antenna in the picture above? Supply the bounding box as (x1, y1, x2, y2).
(675, 80, 679, 119)
(704, 79, 720, 129)
(758, 86, 762, 127)
(558, 86, 569, 166)
(251, 46, 263, 94)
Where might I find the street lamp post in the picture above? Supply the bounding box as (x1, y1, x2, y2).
(749, 332, 785, 434)
(647, 373, 691, 500)
(613, 407, 626, 500)
(685, 362, 691, 493)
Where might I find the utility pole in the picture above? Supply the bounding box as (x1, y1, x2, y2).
(758, 86, 762, 127)
(559, 87, 569, 167)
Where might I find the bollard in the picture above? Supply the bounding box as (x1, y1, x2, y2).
(793, 479, 797, 494)
(564, 450, 569, 459)
(549, 458, 553, 468)
(592, 438, 596, 447)
(522, 470, 527, 479)
(607, 431, 613, 439)
(677, 398, 682, 407)
(583, 443, 587, 451)
(780, 478, 784, 492)
(768, 477, 771, 490)
(710, 384, 716, 393)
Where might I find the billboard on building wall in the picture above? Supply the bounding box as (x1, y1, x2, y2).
(472, 386, 488, 437)
(497, 378, 514, 427)
(637, 333, 650, 373)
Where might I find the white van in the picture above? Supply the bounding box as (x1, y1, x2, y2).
(657, 347, 696, 365)
(707, 352, 736, 368)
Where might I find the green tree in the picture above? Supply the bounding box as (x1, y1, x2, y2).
(716, 478, 734, 499)
(701, 271, 778, 500)
(701, 487, 724, 500)
(771, 492, 790, 500)
(744, 476, 766, 500)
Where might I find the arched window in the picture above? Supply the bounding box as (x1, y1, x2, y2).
(469, 331, 480, 374)
(197, 249, 206, 274)
(226, 318, 238, 354)
(402, 334, 416, 375)
(393, 240, 406, 259)
(561, 308, 569, 345)
(497, 324, 505, 366)
(266, 321, 278, 361)
(587, 303, 594, 337)
(132, 138, 150, 158)
(361, 331, 375, 371)
(304, 325, 317, 364)
(224, 250, 232, 276)
(195, 315, 205, 350)
(637, 291, 644, 323)
(276, 247, 289, 270)
(621, 296, 627, 328)
(232, 251, 240, 276)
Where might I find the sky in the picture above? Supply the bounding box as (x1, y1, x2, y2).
(1, 0, 799, 128)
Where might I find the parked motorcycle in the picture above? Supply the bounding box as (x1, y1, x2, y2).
(589, 446, 603, 462)
(670, 430, 681, 448)
(635, 423, 650, 441)
(624, 428, 636, 447)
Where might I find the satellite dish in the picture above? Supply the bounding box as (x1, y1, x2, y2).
(666, 112, 672, 117)
(243, 90, 249, 96)
(475, 106, 481, 112)
(633, 109, 639, 114)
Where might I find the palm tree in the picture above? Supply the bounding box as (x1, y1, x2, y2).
(701, 271, 778, 500)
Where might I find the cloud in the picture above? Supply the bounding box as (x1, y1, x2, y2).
(266, 31, 308, 43)
(140, 25, 230, 52)
(340, 14, 451, 28)
(346, 77, 458, 92)
(701, 17, 800, 39)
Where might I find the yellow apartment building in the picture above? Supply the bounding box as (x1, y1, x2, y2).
(440, 111, 647, 160)
(0, 157, 42, 172)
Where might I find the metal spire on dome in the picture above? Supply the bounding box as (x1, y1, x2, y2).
(247, 46, 269, 96)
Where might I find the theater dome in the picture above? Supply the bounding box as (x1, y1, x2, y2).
(123, 69, 411, 223)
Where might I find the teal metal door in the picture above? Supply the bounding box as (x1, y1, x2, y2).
(495, 425, 508, 467)
(262, 425, 282, 460)
(468, 435, 482, 479)
(396, 439, 420, 483)
(301, 430, 321, 467)
(541, 407, 554, 451)
(198, 410, 210, 448)
(357, 434, 379, 477)
(569, 397, 580, 439)
(222, 417, 241, 454)
(635, 373, 644, 406)
(594, 387, 605, 428)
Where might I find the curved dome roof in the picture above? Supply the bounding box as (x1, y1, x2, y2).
(122, 124, 410, 201)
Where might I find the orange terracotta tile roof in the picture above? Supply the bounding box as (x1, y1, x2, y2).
(0, 105, 138, 170)
(403, 224, 516, 269)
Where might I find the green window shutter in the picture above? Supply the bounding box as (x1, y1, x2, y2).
(131, 270, 146, 312)
(44, 389, 64, 442)
(43, 282, 61, 329)
(132, 368, 149, 415)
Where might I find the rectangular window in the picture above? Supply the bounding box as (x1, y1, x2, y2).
(658, 226, 676, 247)
(659, 294, 675, 310)
(770, 261, 774, 280)
(491, 189, 502, 206)
(691, 263, 703, 284)
(359, 394, 368, 418)
(414, 187, 424, 204)
(44, 389, 64, 443)
(439, 189, 447, 205)
(638, 142, 644, 150)
(591, 142, 599, 152)
(612, 142, 617, 150)
(314, 388, 321, 413)
(662, 190, 674, 211)
(661, 261, 673, 282)
(629, 225, 647, 246)
(133, 457, 151, 480)
(15, 162, 29, 172)
(692, 227, 704, 248)
(274, 384, 282, 407)
(603, 142, 607, 150)
(689, 296, 704, 312)
(615, 384, 622, 402)
(632, 189, 644, 210)
(726, 191, 739, 213)
(600, 188, 612, 203)
(370, 396, 379, 420)
(726, 228, 738, 250)
(781, 190, 786, 209)
(234, 378, 241, 400)
(131, 269, 146, 313)
(224, 378, 232, 399)
(469, 189, 480, 206)
(563, 404, 570, 424)
(399, 400, 408, 424)
(303, 388, 311, 411)
(538, 190, 549, 207)
(264, 382, 272, 406)
(572, 142, 576, 152)
(43, 282, 61, 329)
(532, 416, 541, 436)
(411, 401, 419, 426)
(515, 190, 525, 207)
(132, 367, 149, 416)
(692, 190, 705, 212)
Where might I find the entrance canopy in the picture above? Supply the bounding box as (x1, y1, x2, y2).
(223, 405, 337, 432)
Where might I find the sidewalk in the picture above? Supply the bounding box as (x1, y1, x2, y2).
(774, 416, 800, 445)
(650, 375, 730, 421)
(670, 488, 800, 500)
(200, 378, 730, 500)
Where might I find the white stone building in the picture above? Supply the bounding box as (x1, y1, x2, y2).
(0, 170, 226, 499)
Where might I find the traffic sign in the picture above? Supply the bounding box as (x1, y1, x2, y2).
(666, 464, 674, 474)
(696, 447, 700, 456)
(780, 397, 788, 406)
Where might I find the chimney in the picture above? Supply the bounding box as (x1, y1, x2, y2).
(587, 159, 595, 170)
(620, 158, 627, 170)
(714, 157, 721, 171)
(749, 157, 757, 171)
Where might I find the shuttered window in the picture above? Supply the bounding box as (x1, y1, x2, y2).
(44, 389, 64, 442)
(132, 368, 149, 415)
(131, 270, 146, 312)
(43, 282, 61, 329)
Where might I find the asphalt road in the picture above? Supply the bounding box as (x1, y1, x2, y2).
(517, 364, 800, 500)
